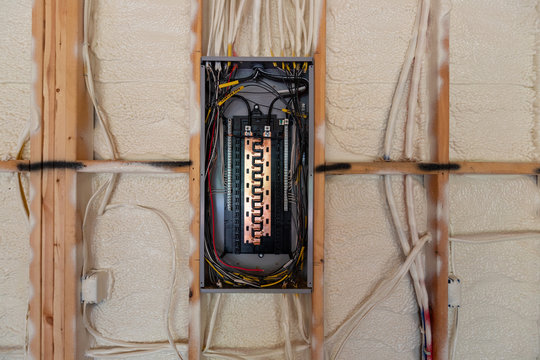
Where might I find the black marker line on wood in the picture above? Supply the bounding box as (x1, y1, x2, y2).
(144, 160, 193, 168)
(315, 163, 352, 173)
(417, 163, 460, 172)
(17, 161, 85, 172)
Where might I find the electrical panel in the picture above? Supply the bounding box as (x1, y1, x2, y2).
(200, 57, 313, 292)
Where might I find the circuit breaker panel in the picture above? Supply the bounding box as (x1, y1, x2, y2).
(200, 57, 313, 292)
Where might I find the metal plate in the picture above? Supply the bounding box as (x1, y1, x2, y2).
(243, 135, 272, 245)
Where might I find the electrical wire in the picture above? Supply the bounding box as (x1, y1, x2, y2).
(264, 0, 273, 56)
(449, 306, 459, 360)
(377, 1, 433, 358)
(449, 232, 540, 244)
(251, 0, 262, 56)
(82, 193, 185, 359)
(327, 234, 431, 359)
(383, 0, 423, 160)
(82, 2, 185, 358)
(447, 231, 540, 359)
(281, 294, 294, 360)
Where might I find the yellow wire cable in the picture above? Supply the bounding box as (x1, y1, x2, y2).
(17, 141, 29, 217)
(205, 258, 226, 279)
(205, 108, 212, 124)
(261, 276, 288, 288)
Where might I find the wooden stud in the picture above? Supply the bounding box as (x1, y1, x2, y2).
(54, 0, 92, 358)
(28, 0, 45, 358)
(425, 2, 450, 359)
(189, 1, 203, 359)
(311, 1, 326, 359)
(41, 0, 57, 356)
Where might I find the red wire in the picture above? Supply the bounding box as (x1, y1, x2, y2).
(208, 114, 263, 273)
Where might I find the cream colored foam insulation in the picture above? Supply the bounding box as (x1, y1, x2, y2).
(449, 175, 540, 359)
(0, 0, 32, 160)
(200, 293, 309, 360)
(326, 0, 429, 162)
(90, 0, 193, 160)
(0, 174, 30, 359)
(87, 174, 190, 358)
(0, 0, 32, 358)
(325, 175, 426, 359)
(450, 1, 539, 161)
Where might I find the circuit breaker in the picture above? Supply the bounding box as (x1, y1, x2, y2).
(200, 57, 313, 292)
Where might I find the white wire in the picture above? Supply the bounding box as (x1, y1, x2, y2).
(310, 0, 322, 54)
(232, 0, 247, 46)
(449, 232, 540, 244)
(382, 0, 423, 159)
(207, 0, 217, 55)
(281, 294, 294, 360)
(203, 293, 222, 353)
(82, 200, 184, 359)
(277, 0, 286, 54)
(449, 307, 459, 360)
(306, 0, 314, 55)
(384, 176, 425, 308)
(381, 1, 433, 356)
(299, 0, 308, 56)
(283, 0, 295, 56)
(86, 343, 188, 358)
(214, 0, 227, 56)
(83, 0, 119, 215)
(446, 231, 540, 359)
(405, 0, 431, 160)
(448, 240, 459, 360)
(326, 234, 431, 360)
(293, 0, 302, 56)
(293, 294, 310, 344)
(401, 3, 432, 352)
(202, 344, 310, 359)
(227, 0, 236, 47)
(251, 0, 262, 55)
(264, 0, 273, 55)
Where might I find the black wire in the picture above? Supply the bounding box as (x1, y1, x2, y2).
(222, 95, 252, 124)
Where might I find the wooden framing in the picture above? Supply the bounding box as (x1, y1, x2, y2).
(4, 160, 540, 175)
(0, 0, 537, 359)
(311, 0, 327, 358)
(28, 0, 45, 357)
(189, 1, 203, 359)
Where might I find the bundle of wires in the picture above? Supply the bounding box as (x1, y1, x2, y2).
(203, 61, 309, 289)
(206, 0, 322, 57)
(328, 0, 433, 359)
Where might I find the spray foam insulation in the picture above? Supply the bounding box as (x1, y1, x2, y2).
(325, 175, 426, 359)
(0, 0, 32, 355)
(0, 174, 30, 356)
(90, 0, 193, 160)
(88, 174, 190, 347)
(449, 175, 540, 359)
(450, 0, 539, 161)
(326, 0, 429, 162)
